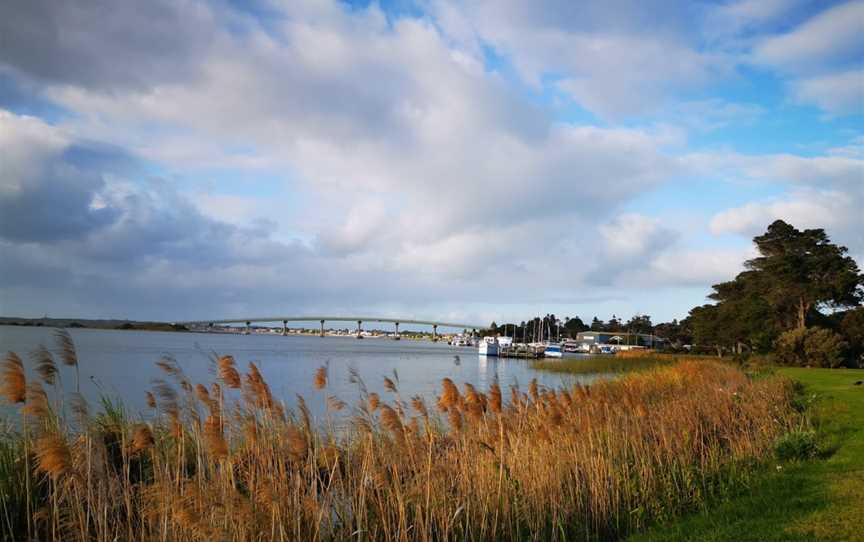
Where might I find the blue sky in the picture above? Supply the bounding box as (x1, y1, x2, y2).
(0, 0, 861, 326)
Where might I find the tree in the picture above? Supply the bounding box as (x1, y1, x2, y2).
(590, 317, 604, 331)
(840, 307, 864, 367)
(707, 270, 781, 353)
(653, 319, 692, 348)
(564, 316, 589, 337)
(606, 315, 624, 332)
(746, 220, 863, 330)
(686, 304, 725, 356)
(625, 314, 653, 335)
(689, 220, 862, 358)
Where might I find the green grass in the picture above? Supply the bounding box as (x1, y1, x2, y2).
(629, 367, 864, 542)
(531, 355, 674, 375)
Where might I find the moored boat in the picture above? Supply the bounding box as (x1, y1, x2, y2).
(544, 343, 563, 358)
(478, 336, 499, 356)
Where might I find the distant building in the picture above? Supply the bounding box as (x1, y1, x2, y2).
(575, 331, 665, 348)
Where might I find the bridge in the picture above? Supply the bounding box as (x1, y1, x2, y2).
(175, 316, 487, 339)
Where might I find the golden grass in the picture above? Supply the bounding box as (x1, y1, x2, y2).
(0, 335, 802, 541)
(1, 352, 26, 404)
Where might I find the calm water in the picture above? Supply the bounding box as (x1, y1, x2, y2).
(0, 326, 602, 421)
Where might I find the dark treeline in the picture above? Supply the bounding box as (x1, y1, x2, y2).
(487, 314, 657, 344)
(484, 220, 863, 367)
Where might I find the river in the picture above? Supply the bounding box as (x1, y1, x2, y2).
(0, 326, 603, 421)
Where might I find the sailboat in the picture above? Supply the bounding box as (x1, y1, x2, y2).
(544, 318, 563, 358)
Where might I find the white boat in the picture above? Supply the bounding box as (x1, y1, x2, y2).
(450, 335, 473, 347)
(478, 336, 499, 356)
(544, 344, 563, 358)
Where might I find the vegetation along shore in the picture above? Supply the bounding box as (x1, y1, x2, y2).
(2, 333, 805, 541)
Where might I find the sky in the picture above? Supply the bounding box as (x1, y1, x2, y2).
(0, 0, 862, 327)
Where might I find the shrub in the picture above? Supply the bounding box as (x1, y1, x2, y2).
(803, 327, 848, 368)
(774, 430, 818, 461)
(775, 328, 808, 366)
(840, 307, 864, 367)
(775, 327, 848, 368)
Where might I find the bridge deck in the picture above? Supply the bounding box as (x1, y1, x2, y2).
(177, 316, 483, 330)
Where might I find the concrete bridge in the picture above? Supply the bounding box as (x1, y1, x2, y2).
(175, 316, 487, 339)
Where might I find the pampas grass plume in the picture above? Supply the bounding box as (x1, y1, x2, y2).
(1, 351, 26, 404)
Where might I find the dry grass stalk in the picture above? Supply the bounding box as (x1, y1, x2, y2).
(31, 345, 58, 386)
(245, 362, 274, 410)
(410, 395, 428, 418)
(438, 378, 460, 412)
(285, 424, 307, 462)
(379, 404, 404, 438)
(488, 382, 502, 414)
(327, 396, 346, 411)
(195, 383, 210, 401)
(204, 415, 228, 459)
(21, 383, 50, 419)
(53, 329, 78, 367)
(131, 424, 155, 454)
(383, 377, 397, 393)
(35, 434, 71, 478)
(1, 351, 26, 404)
(68, 392, 89, 420)
(218, 355, 241, 388)
(151, 380, 179, 418)
(368, 392, 381, 411)
(313, 365, 327, 390)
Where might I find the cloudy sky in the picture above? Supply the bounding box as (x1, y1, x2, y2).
(0, 0, 862, 326)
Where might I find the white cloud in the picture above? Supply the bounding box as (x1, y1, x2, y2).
(33, 4, 682, 264)
(432, 0, 731, 118)
(750, 1, 864, 115)
(791, 69, 864, 116)
(710, 189, 857, 236)
(646, 247, 756, 286)
(708, 0, 805, 34)
(0, 111, 70, 192)
(598, 214, 674, 259)
(0, 0, 861, 323)
(753, 1, 864, 74)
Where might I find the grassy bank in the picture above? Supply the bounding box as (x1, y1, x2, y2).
(531, 352, 709, 375)
(0, 335, 803, 541)
(630, 367, 864, 541)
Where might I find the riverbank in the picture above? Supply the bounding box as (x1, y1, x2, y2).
(630, 367, 864, 541)
(0, 342, 801, 541)
(531, 354, 677, 375)
(0, 319, 189, 332)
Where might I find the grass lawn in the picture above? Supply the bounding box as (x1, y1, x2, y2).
(629, 367, 864, 542)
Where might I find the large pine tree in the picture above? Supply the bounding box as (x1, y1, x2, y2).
(746, 220, 862, 330)
(687, 220, 863, 353)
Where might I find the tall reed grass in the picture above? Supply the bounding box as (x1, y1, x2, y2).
(0, 333, 801, 541)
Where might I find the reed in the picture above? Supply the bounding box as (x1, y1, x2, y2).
(0, 335, 803, 541)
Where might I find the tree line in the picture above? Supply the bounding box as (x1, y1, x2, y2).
(485, 220, 863, 367)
